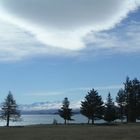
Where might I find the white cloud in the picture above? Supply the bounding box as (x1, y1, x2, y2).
(25, 84, 122, 97)
(69, 85, 123, 93)
(85, 21, 140, 53)
(0, 0, 139, 60)
(26, 91, 64, 97)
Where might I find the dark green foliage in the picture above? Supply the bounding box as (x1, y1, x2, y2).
(136, 81, 140, 120)
(124, 77, 136, 122)
(104, 93, 117, 123)
(132, 78, 140, 120)
(116, 89, 126, 123)
(58, 98, 73, 124)
(124, 77, 140, 122)
(1, 91, 21, 127)
(80, 89, 104, 124)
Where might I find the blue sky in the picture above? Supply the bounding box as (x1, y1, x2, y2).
(0, 0, 140, 105)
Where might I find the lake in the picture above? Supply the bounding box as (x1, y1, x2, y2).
(0, 114, 105, 126)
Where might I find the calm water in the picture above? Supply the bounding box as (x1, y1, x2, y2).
(0, 114, 105, 126)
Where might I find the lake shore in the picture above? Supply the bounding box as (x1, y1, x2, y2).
(0, 123, 140, 140)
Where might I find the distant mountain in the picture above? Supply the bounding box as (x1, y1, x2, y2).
(19, 101, 81, 115)
(21, 109, 59, 115)
(19, 101, 61, 111)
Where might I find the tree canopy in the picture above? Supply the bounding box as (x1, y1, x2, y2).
(58, 97, 73, 124)
(116, 89, 126, 123)
(124, 77, 140, 122)
(104, 93, 117, 123)
(1, 91, 21, 127)
(80, 89, 104, 124)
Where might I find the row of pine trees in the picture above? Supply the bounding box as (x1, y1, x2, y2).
(58, 77, 140, 124)
(1, 76, 140, 126)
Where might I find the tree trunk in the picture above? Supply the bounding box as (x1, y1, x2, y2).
(121, 112, 123, 123)
(127, 110, 136, 123)
(64, 119, 66, 125)
(120, 106, 123, 123)
(87, 118, 90, 124)
(121, 118, 123, 123)
(92, 117, 94, 125)
(6, 114, 10, 127)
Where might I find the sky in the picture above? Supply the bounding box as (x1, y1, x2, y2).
(0, 0, 140, 106)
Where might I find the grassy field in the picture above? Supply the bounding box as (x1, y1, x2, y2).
(0, 124, 140, 140)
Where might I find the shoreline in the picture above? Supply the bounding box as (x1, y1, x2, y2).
(0, 122, 139, 128)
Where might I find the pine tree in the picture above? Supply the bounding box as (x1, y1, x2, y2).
(104, 93, 117, 123)
(123, 77, 140, 122)
(1, 91, 21, 127)
(116, 89, 126, 123)
(80, 89, 104, 124)
(124, 77, 136, 122)
(132, 78, 140, 120)
(58, 98, 73, 124)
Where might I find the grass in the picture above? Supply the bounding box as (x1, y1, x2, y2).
(0, 124, 140, 140)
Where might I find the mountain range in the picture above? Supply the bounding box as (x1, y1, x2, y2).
(19, 101, 81, 115)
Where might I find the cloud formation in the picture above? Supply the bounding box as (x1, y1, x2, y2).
(25, 84, 122, 97)
(0, 0, 140, 60)
(85, 21, 140, 52)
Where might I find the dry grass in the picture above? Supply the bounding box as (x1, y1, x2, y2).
(0, 124, 140, 140)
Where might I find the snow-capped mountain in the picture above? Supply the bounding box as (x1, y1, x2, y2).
(20, 101, 61, 111)
(19, 101, 81, 114)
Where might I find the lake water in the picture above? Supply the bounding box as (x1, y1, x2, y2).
(0, 114, 105, 126)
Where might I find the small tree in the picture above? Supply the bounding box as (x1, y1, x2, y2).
(1, 91, 21, 127)
(58, 98, 73, 124)
(80, 89, 104, 124)
(104, 93, 117, 123)
(116, 89, 126, 123)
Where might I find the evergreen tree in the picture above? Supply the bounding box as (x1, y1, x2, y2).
(1, 91, 21, 127)
(124, 77, 140, 122)
(124, 77, 136, 122)
(132, 78, 140, 120)
(104, 93, 117, 123)
(116, 89, 126, 123)
(80, 89, 104, 124)
(58, 97, 73, 124)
